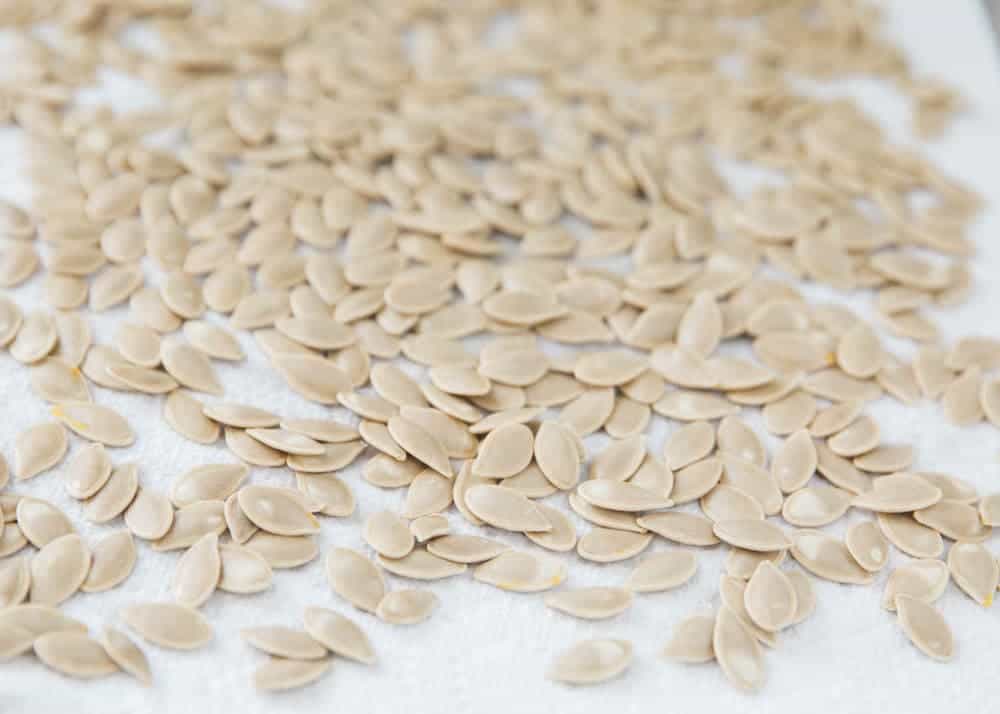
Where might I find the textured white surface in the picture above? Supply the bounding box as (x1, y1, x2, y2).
(3, 2, 1000, 713)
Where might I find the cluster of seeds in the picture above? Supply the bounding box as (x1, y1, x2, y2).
(0, 0, 995, 696)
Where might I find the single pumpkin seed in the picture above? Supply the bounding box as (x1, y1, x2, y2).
(851, 473, 942, 513)
(577, 527, 652, 563)
(29, 533, 90, 606)
(101, 627, 152, 685)
(882, 559, 950, 611)
(545, 587, 633, 620)
(245, 532, 317, 569)
(577, 479, 672, 512)
(0, 557, 30, 608)
(474, 550, 567, 592)
(942, 366, 985, 425)
(654, 390, 739, 421)
(789, 530, 874, 585)
(947, 542, 998, 606)
(287, 441, 367, 473)
(13, 422, 68, 480)
(34, 631, 118, 679)
(716, 416, 766, 467)
(714, 606, 765, 691)
(163, 391, 220, 444)
(17, 497, 74, 548)
(915, 500, 990, 542)
(663, 421, 715, 471)
(376, 589, 439, 625)
(173, 532, 220, 608)
(161, 342, 222, 395)
(878, 513, 944, 559)
(781, 486, 852, 527)
(401, 469, 453, 519)
(426, 534, 508, 564)
(0, 604, 86, 638)
(183, 321, 244, 361)
(30, 358, 90, 403)
(725, 549, 787, 580)
(239, 485, 320, 536)
(809, 399, 864, 438)
(670, 458, 725, 504)
(10, 311, 57, 364)
(743, 562, 797, 632)
(464, 485, 551, 532)
(713, 519, 790, 552)
(171, 463, 248, 507)
(82, 530, 136, 593)
(325, 548, 386, 613)
(152, 500, 226, 552)
(363, 510, 415, 559)
(281, 418, 359, 443)
(122, 602, 213, 650)
(472, 422, 534, 479)
(377, 548, 467, 580)
(295, 472, 355, 518)
(663, 613, 715, 663)
(853, 444, 914, 473)
(364, 455, 422, 489)
(84, 462, 139, 523)
(410, 515, 449, 542)
(719, 455, 783, 516)
(272, 353, 352, 404)
(558, 388, 616, 436)
(895, 594, 954, 662)
(627, 550, 698, 593)
(827, 415, 880, 457)
(242, 625, 327, 660)
(64, 442, 112, 499)
(387, 415, 453, 477)
(398, 406, 478, 459)
(254, 656, 331, 692)
(52, 401, 134, 446)
(772, 429, 817, 493)
(226, 427, 286, 467)
(525, 502, 578, 552)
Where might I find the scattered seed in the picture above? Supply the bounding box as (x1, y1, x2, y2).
(663, 613, 715, 663)
(34, 631, 118, 679)
(789, 530, 874, 585)
(101, 627, 152, 685)
(325, 548, 386, 613)
(17, 497, 74, 548)
(82, 530, 136, 593)
(474, 550, 567, 592)
(254, 657, 331, 692)
(627, 551, 698, 593)
(713, 606, 765, 691)
(29, 534, 90, 606)
(947, 542, 998, 606)
(13, 422, 68, 480)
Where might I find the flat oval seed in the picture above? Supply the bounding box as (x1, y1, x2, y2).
(663, 613, 715, 663)
(577, 528, 652, 563)
(671, 458, 724, 504)
(245, 428, 323, 456)
(183, 321, 244, 361)
(828, 416, 880, 457)
(473, 550, 567, 592)
(772, 430, 817, 494)
(942, 366, 984, 426)
(101, 627, 151, 685)
(882, 560, 950, 611)
(171, 464, 248, 507)
(173, 532, 220, 608)
(844, 521, 889, 574)
(426, 534, 509, 564)
(717, 416, 766, 467)
(851, 473, 942, 513)
(376, 590, 439, 625)
(402, 470, 453, 519)
(0, 623, 33, 658)
(387, 415, 452, 478)
(84, 462, 139, 523)
(363, 511, 414, 559)
(810, 400, 864, 438)
(0, 558, 30, 608)
(525, 502, 578, 552)
(17, 497, 74, 547)
(14, 422, 68, 480)
(558, 388, 616, 436)
(161, 342, 222, 395)
(10, 311, 57, 364)
(273, 354, 352, 404)
(664, 421, 715, 471)
(242, 626, 327, 660)
(115, 324, 162, 367)
(377, 549, 467, 580)
(574, 350, 647, 387)
(163, 391, 220, 444)
(287, 441, 367, 473)
(34, 631, 118, 679)
(325, 548, 386, 613)
(837, 323, 884, 378)
(217, 544, 272, 594)
(700, 485, 764, 523)
(545, 587, 633, 620)
(303, 607, 375, 664)
(153, 500, 226, 552)
(744, 562, 797, 632)
(577, 480, 671, 512)
(122, 603, 212, 650)
(52, 402, 134, 446)
(895, 595, 954, 662)
(295, 473, 355, 518)
(590, 435, 646, 482)
(238, 485, 320, 536)
(713, 520, 789, 552)
(547, 638, 633, 686)
(254, 657, 331, 692)
(714, 606, 765, 692)
(948, 542, 998, 606)
(0, 604, 86, 639)
(720, 456, 783, 516)
(397, 407, 477, 459)
(203, 403, 280, 428)
(627, 551, 698, 593)
(30, 534, 90, 605)
(30, 358, 90, 402)
(534, 421, 581, 490)
(654, 390, 739, 421)
(762, 391, 817, 436)
(64, 443, 112, 499)
(472, 423, 533, 479)
(725, 549, 787, 580)
(636, 512, 717, 546)
(878, 513, 944, 559)
(786, 571, 817, 625)
(124, 488, 174, 540)
(464, 485, 551, 532)
(82, 530, 136, 593)
(781, 486, 852, 527)
(789, 530, 874, 585)
(411, 515, 449, 543)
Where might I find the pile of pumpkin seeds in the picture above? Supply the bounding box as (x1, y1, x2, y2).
(0, 0, 995, 695)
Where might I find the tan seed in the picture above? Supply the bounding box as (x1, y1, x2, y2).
(287, 441, 366, 473)
(789, 530, 874, 585)
(714, 606, 765, 692)
(17, 497, 74, 548)
(10, 311, 57, 364)
(827, 415, 880, 458)
(882, 559, 950, 612)
(472, 422, 533, 479)
(82, 530, 136, 593)
(410, 515, 449, 543)
(878, 513, 944, 559)
(242, 625, 327, 660)
(171, 463, 248, 508)
(851, 473, 942, 513)
(376, 589, 439, 625)
(670, 458, 724, 505)
(713, 519, 789, 552)
(663, 421, 715, 471)
(245, 532, 317, 569)
(465, 484, 551, 532)
(387, 415, 452, 478)
(363, 510, 415, 559)
(226, 427, 285, 467)
(781, 486, 852, 527)
(13, 422, 67, 480)
(663, 613, 715, 663)
(254, 657, 331, 692)
(717, 416, 766, 467)
(273, 353, 351, 404)
(0, 557, 30, 608)
(34, 631, 118, 679)
(895, 595, 954, 662)
(161, 342, 222, 395)
(218, 544, 273, 594)
(545, 587, 633, 620)
(163, 391, 220, 444)
(524, 502, 579, 552)
(947, 542, 998, 606)
(700, 485, 764, 523)
(101, 627, 152, 685)
(377, 549, 467, 580)
(152, 500, 226, 552)
(325, 548, 386, 613)
(30, 358, 90, 403)
(474, 550, 567, 592)
(173, 532, 220, 608)
(638, 512, 719, 546)
(64, 443, 112, 500)
(239, 485, 319, 536)
(30, 534, 90, 605)
(122, 602, 212, 650)
(295, 473, 355, 518)
(743, 562, 797, 632)
(627, 551, 698, 593)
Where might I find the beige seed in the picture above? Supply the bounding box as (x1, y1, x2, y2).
(0, 297, 23, 349)
(173, 532, 220, 608)
(720, 456, 783, 516)
(376, 589, 439, 626)
(161, 342, 222, 395)
(371, 363, 427, 407)
(590, 435, 646, 482)
(545, 587, 633, 620)
(700, 485, 764, 523)
(30, 358, 90, 403)
(64, 443, 112, 499)
(325, 548, 386, 613)
(0, 604, 86, 638)
(713, 519, 789, 552)
(781, 486, 852, 527)
(947, 542, 998, 606)
(127, 488, 178, 541)
(0, 558, 30, 608)
(915, 500, 990, 542)
(287, 441, 367, 473)
(809, 400, 864, 438)
(670, 458, 724, 504)
(410, 514, 449, 543)
(254, 656, 331, 692)
(281, 418, 359, 444)
(470, 408, 544, 436)
(474, 550, 567, 592)
(524, 502, 578, 552)
(882, 559, 950, 612)
(238, 485, 320, 536)
(183, 321, 244, 361)
(245, 427, 323, 456)
(273, 353, 351, 404)
(786, 570, 816, 626)
(161, 271, 205, 319)
(30, 534, 90, 606)
(53, 402, 134, 446)
(242, 626, 327, 660)
(743, 562, 797, 632)
(363, 510, 415, 559)
(558, 388, 616, 436)
(789, 530, 874, 585)
(217, 544, 273, 594)
(942, 366, 985, 426)
(224, 493, 258, 545)
(627, 551, 698, 593)
(152, 500, 226, 552)
(533, 421, 581, 490)
(981, 377, 1000, 428)
(401, 469, 452, 519)
(377, 548, 467, 580)
(663, 613, 715, 663)
(851, 473, 942, 513)
(878, 513, 944, 559)
(387, 415, 452, 478)
(654, 390, 739, 421)
(428, 365, 491, 397)
(578, 528, 652, 563)
(836, 322, 884, 378)
(464, 484, 551, 532)
(573, 349, 647, 387)
(122, 602, 213, 650)
(762, 390, 817, 436)
(101, 627, 152, 685)
(853, 443, 914, 473)
(577, 480, 671, 512)
(816, 443, 872, 494)
(895, 595, 954, 662)
(245, 532, 317, 569)
(663, 421, 715, 471)
(163, 391, 220, 444)
(295, 473, 355, 518)
(339, 391, 398, 422)
(472, 423, 533, 479)
(828, 415, 880, 458)
(10, 311, 57, 364)
(171, 463, 248, 508)
(226, 427, 286, 467)
(34, 631, 118, 679)
(17, 497, 74, 548)
(713, 606, 765, 691)
(772, 429, 817, 493)
(84, 462, 139, 523)
(717, 416, 766, 467)
(82, 530, 136, 593)
(13, 422, 67, 480)
(303, 607, 375, 664)
(398, 407, 478, 459)
(426, 534, 508, 564)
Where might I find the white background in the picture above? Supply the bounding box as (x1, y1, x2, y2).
(3, 2, 1000, 713)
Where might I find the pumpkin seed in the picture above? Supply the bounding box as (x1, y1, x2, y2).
(173, 532, 220, 608)
(171, 463, 247, 508)
(82, 530, 136, 592)
(29, 533, 90, 606)
(895, 594, 954, 662)
(772, 429, 817, 493)
(17, 497, 74, 548)
(10, 311, 57, 364)
(387, 415, 453, 477)
(377, 548, 467, 580)
(577, 479, 671, 512)
(101, 627, 152, 685)
(226, 427, 286, 467)
(663, 422, 715, 471)
(287, 441, 367, 473)
(273, 353, 351, 404)
(853, 444, 914, 473)
(789, 530, 874, 585)
(781, 486, 852, 527)
(700, 484, 764, 522)
(13, 422, 68, 480)
(0, 604, 86, 638)
(152, 500, 226, 552)
(0, 557, 30, 608)
(713, 519, 790, 552)
(786, 571, 816, 625)
(836, 323, 884, 378)
(183, 321, 244, 361)
(558, 388, 616, 436)
(627, 551, 698, 593)
(883, 559, 950, 611)
(914, 501, 990, 542)
(762, 390, 817, 436)
(851, 473, 942, 513)
(465, 484, 551, 532)
(577, 528, 652, 563)
(410, 515, 449, 542)
(34, 631, 118, 679)
(809, 400, 864, 438)
(947, 542, 998, 606)
(545, 587, 633, 620)
(720, 455, 783, 516)
(242, 625, 327, 660)
(878, 513, 944, 559)
(325, 548, 386, 613)
(523, 502, 578, 552)
(472, 423, 534, 479)
(376, 589, 439, 625)
(123, 602, 212, 650)
(0, 524, 27, 558)
(30, 358, 90, 402)
(161, 391, 219, 444)
(303, 607, 375, 664)
(294, 473, 354, 518)
(245, 532, 317, 569)
(654, 390, 739, 421)
(669, 458, 724, 504)
(64, 443, 112, 499)
(281, 418, 359, 444)
(161, 342, 222, 395)
(663, 613, 715, 663)
(744, 562, 797, 632)
(828, 415, 880, 457)
(216, 543, 272, 594)
(254, 656, 332, 692)
(713, 606, 765, 691)
(363, 510, 415, 559)
(716, 416, 766, 467)
(474, 550, 567, 592)
(239, 485, 320, 536)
